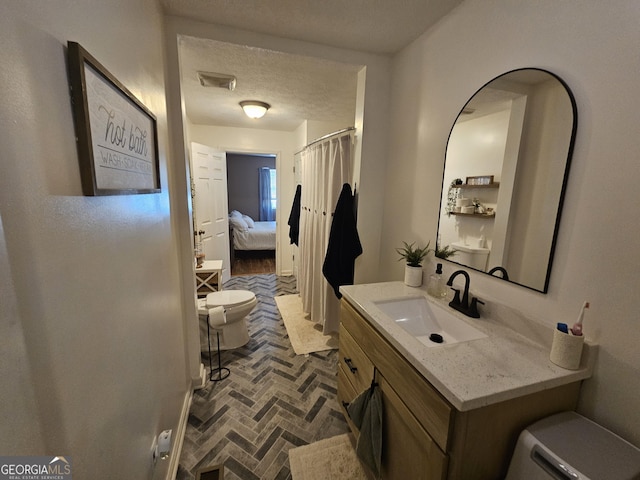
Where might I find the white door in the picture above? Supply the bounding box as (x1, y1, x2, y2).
(192, 142, 231, 283)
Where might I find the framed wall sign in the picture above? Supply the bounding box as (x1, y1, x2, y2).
(67, 41, 161, 195)
(465, 175, 494, 186)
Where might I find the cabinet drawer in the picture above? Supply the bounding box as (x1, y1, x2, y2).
(339, 323, 375, 395)
(341, 299, 453, 452)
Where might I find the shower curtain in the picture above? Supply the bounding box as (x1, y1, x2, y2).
(298, 130, 353, 334)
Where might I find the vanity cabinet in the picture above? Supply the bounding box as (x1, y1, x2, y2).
(338, 299, 581, 480)
(339, 323, 448, 479)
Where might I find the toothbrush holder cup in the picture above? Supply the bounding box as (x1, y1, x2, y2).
(550, 329, 584, 370)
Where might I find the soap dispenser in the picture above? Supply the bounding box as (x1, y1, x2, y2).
(427, 263, 447, 298)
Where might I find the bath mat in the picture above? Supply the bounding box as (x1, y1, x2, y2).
(275, 294, 338, 355)
(289, 434, 367, 480)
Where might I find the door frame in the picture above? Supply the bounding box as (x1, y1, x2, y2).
(220, 146, 283, 276)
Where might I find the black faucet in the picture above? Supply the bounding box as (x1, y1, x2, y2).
(446, 270, 484, 318)
(488, 266, 510, 281)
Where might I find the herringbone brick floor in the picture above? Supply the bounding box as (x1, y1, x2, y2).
(177, 274, 349, 480)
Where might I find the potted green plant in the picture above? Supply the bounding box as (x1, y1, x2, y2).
(396, 241, 431, 286)
(434, 243, 457, 260)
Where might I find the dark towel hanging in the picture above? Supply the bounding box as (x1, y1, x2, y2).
(288, 184, 302, 246)
(347, 379, 383, 478)
(322, 183, 363, 298)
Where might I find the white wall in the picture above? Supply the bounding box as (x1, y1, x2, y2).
(306, 120, 351, 144)
(0, 1, 189, 478)
(382, 0, 640, 445)
(439, 109, 510, 254)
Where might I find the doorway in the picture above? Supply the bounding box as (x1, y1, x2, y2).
(226, 152, 277, 276)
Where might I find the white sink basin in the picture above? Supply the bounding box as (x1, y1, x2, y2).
(372, 296, 487, 347)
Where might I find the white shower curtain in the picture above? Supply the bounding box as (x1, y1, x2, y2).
(298, 131, 353, 334)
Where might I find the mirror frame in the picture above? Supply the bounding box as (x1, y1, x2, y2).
(437, 68, 578, 293)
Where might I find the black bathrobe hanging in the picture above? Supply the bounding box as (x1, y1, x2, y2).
(322, 183, 362, 298)
(288, 184, 301, 246)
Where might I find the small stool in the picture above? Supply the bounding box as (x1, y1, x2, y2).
(207, 307, 230, 382)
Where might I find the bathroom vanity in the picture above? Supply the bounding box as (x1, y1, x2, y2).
(337, 282, 593, 479)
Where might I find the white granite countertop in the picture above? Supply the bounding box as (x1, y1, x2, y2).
(340, 281, 595, 412)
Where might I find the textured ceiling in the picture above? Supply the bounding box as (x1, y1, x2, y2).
(180, 36, 360, 131)
(162, 0, 464, 55)
(166, 0, 465, 131)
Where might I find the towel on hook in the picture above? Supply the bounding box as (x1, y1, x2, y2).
(347, 381, 383, 478)
(208, 306, 226, 328)
(287, 184, 302, 246)
(322, 183, 362, 298)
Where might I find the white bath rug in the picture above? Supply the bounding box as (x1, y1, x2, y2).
(288, 434, 368, 480)
(275, 294, 338, 355)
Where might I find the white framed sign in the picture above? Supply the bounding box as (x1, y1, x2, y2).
(67, 41, 160, 195)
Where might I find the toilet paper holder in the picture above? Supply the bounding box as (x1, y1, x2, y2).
(207, 311, 231, 382)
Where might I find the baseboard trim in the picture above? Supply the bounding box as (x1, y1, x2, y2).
(193, 362, 207, 390)
(166, 388, 193, 480)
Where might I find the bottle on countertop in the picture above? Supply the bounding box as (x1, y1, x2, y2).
(427, 263, 447, 298)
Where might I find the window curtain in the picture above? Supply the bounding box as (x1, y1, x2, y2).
(298, 131, 353, 334)
(259, 167, 276, 221)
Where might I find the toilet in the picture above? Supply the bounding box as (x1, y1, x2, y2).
(197, 290, 257, 351)
(506, 411, 640, 479)
(451, 241, 490, 271)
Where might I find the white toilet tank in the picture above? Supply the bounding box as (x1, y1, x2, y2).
(506, 411, 640, 480)
(451, 241, 490, 271)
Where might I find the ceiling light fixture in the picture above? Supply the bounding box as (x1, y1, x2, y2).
(240, 101, 270, 119)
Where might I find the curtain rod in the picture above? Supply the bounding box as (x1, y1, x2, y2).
(295, 127, 355, 155)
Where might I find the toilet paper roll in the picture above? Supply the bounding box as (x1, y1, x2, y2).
(208, 306, 227, 327)
(550, 329, 584, 370)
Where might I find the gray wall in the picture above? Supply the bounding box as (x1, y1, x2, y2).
(227, 153, 276, 220)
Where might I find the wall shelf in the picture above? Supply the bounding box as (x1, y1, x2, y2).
(451, 212, 495, 218)
(453, 182, 500, 189)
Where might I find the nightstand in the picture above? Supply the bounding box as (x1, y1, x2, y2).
(195, 260, 223, 297)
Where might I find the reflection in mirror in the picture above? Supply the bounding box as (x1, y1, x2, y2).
(437, 69, 577, 293)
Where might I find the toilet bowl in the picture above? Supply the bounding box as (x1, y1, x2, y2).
(198, 290, 257, 350)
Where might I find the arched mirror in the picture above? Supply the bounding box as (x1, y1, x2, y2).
(437, 68, 577, 293)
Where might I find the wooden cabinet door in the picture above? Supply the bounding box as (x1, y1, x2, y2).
(378, 374, 448, 480)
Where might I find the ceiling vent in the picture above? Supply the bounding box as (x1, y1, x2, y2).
(197, 72, 237, 91)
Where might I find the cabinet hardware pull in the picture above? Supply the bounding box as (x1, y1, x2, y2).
(343, 357, 357, 373)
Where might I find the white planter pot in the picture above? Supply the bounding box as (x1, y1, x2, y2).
(404, 265, 423, 287)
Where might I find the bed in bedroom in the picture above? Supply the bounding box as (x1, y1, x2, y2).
(228, 210, 276, 252)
